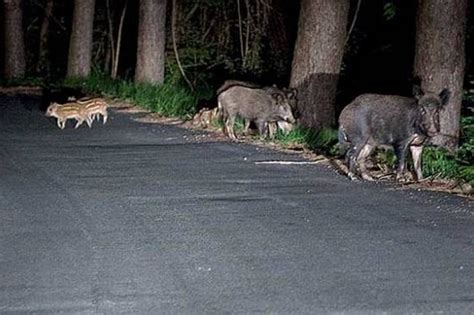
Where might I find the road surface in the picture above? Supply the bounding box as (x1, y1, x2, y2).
(0, 95, 473, 313)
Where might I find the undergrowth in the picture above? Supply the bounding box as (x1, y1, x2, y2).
(63, 72, 203, 118)
(274, 126, 339, 155)
(421, 115, 474, 185)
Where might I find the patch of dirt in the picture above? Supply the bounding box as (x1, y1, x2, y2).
(402, 179, 473, 197)
(115, 106, 150, 114)
(106, 100, 134, 109)
(133, 113, 183, 125)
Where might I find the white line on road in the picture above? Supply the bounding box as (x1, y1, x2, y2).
(254, 160, 326, 165)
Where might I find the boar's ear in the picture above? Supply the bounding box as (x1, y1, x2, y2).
(412, 85, 423, 100)
(439, 88, 450, 106)
(287, 88, 297, 99)
(272, 93, 284, 102)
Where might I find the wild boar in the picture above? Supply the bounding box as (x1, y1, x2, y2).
(217, 80, 297, 137)
(76, 98, 109, 124)
(217, 85, 295, 140)
(338, 86, 450, 181)
(45, 102, 92, 129)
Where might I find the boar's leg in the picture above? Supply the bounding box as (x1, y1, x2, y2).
(357, 143, 375, 181)
(221, 117, 227, 136)
(410, 145, 424, 181)
(224, 115, 237, 140)
(394, 143, 410, 182)
(75, 117, 84, 129)
(58, 118, 67, 129)
(85, 115, 93, 128)
(217, 103, 229, 136)
(243, 119, 251, 135)
(268, 122, 278, 138)
(347, 141, 366, 180)
(256, 120, 268, 139)
(102, 110, 108, 124)
(347, 145, 358, 179)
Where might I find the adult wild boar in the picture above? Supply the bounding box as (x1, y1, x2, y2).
(338, 87, 450, 181)
(217, 80, 297, 137)
(217, 85, 295, 140)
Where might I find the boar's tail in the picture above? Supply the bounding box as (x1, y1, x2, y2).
(338, 126, 351, 155)
(216, 99, 225, 121)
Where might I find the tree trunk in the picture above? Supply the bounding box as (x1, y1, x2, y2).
(289, 0, 350, 129)
(4, 0, 26, 79)
(67, 0, 95, 78)
(112, 0, 128, 79)
(135, 0, 167, 84)
(37, 0, 54, 76)
(414, 0, 468, 151)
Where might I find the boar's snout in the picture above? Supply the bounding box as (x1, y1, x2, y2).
(45, 106, 54, 117)
(427, 117, 440, 136)
(286, 113, 296, 124)
(425, 117, 440, 137)
(279, 105, 296, 124)
(420, 105, 441, 137)
(416, 88, 450, 137)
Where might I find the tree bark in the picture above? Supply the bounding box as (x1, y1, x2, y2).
(414, 0, 468, 151)
(289, 0, 350, 129)
(4, 0, 26, 79)
(37, 0, 54, 76)
(67, 0, 96, 78)
(135, 0, 167, 84)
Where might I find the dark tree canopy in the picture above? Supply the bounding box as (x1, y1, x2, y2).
(0, 0, 473, 141)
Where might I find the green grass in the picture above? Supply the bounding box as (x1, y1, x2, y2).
(274, 126, 339, 155)
(421, 147, 461, 179)
(421, 115, 474, 185)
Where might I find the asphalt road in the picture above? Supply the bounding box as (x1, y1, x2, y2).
(0, 95, 473, 314)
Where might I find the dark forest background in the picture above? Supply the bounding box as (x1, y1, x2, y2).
(1, 0, 472, 101)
